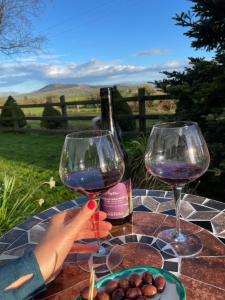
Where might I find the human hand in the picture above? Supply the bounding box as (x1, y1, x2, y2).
(34, 200, 112, 283)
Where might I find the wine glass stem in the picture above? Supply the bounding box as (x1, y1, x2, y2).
(94, 198, 109, 255)
(173, 186, 182, 237)
(94, 198, 101, 247)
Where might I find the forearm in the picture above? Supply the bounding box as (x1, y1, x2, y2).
(0, 251, 46, 300)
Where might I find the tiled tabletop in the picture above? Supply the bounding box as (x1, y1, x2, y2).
(0, 190, 225, 300)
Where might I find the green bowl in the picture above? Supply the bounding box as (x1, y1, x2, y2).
(95, 266, 186, 300)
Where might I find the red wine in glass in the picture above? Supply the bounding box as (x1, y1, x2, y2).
(62, 169, 123, 196)
(148, 162, 206, 186)
(145, 121, 210, 257)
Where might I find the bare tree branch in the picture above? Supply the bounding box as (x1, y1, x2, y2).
(0, 0, 46, 55)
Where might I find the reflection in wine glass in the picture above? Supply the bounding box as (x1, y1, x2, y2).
(145, 121, 210, 257)
(59, 130, 125, 271)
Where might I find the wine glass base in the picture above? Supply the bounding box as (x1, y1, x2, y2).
(107, 243, 158, 270)
(107, 244, 125, 270)
(157, 228, 203, 257)
(96, 245, 110, 255)
(76, 245, 124, 273)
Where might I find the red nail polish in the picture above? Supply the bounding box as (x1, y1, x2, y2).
(88, 200, 96, 210)
(88, 192, 96, 199)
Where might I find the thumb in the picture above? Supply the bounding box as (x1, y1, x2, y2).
(66, 200, 97, 233)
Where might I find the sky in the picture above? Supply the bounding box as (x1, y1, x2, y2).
(0, 0, 213, 94)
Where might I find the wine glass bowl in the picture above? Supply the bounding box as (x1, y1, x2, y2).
(59, 130, 125, 197)
(145, 121, 210, 257)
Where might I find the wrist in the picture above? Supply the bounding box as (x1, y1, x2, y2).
(34, 246, 56, 283)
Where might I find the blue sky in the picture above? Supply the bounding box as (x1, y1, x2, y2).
(0, 0, 212, 94)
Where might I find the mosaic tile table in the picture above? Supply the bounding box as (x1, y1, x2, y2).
(0, 189, 225, 300)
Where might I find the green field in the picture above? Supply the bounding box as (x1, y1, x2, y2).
(24, 107, 99, 129)
(21, 104, 175, 130)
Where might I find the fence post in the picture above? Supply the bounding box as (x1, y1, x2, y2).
(138, 87, 146, 133)
(60, 95, 68, 129)
(11, 106, 19, 129)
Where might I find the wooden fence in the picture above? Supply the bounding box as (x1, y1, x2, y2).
(0, 87, 175, 135)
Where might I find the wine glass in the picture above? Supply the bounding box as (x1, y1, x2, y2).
(59, 130, 125, 271)
(145, 121, 210, 257)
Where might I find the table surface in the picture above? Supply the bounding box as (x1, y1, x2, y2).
(0, 189, 225, 300)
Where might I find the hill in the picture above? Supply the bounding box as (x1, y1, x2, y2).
(22, 83, 146, 102)
(0, 82, 157, 104)
(36, 84, 80, 93)
(27, 83, 100, 98)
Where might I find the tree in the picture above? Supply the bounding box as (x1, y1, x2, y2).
(41, 97, 63, 129)
(0, 96, 27, 127)
(156, 0, 225, 201)
(0, 0, 45, 55)
(157, 56, 225, 125)
(174, 0, 225, 53)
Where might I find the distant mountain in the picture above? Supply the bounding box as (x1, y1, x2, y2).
(30, 82, 150, 95)
(35, 84, 80, 93)
(26, 83, 100, 98)
(0, 83, 156, 104)
(0, 91, 19, 96)
(0, 82, 154, 97)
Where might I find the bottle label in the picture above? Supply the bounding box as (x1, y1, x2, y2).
(100, 179, 132, 219)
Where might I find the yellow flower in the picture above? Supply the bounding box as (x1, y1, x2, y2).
(48, 177, 56, 189)
(38, 198, 45, 206)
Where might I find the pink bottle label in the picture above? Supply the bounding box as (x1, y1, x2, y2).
(100, 179, 132, 219)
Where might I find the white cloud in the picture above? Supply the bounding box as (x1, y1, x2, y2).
(46, 65, 73, 77)
(0, 58, 186, 92)
(163, 60, 184, 68)
(135, 48, 170, 57)
(13, 53, 64, 64)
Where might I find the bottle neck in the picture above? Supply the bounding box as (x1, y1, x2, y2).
(100, 87, 128, 163)
(108, 88, 116, 135)
(108, 89, 121, 143)
(101, 88, 119, 139)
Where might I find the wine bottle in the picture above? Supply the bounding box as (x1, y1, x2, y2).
(99, 87, 133, 225)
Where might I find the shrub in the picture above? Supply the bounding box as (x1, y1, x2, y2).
(0, 96, 27, 127)
(41, 101, 63, 129)
(158, 100, 176, 112)
(112, 86, 136, 132)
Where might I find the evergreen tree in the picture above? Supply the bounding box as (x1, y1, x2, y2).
(174, 0, 225, 53)
(41, 101, 63, 129)
(0, 96, 27, 128)
(156, 0, 225, 200)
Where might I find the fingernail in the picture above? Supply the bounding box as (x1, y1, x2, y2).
(88, 192, 96, 199)
(87, 200, 96, 210)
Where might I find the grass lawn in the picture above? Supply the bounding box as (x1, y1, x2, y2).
(0, 132, 78, 234)
(23, 107, 100, 129)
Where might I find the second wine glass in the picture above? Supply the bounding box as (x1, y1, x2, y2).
(145, 121, 210, 257)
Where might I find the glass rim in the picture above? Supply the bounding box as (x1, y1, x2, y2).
(65, 130, 112, 140)
(153, 121, 198, 129)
